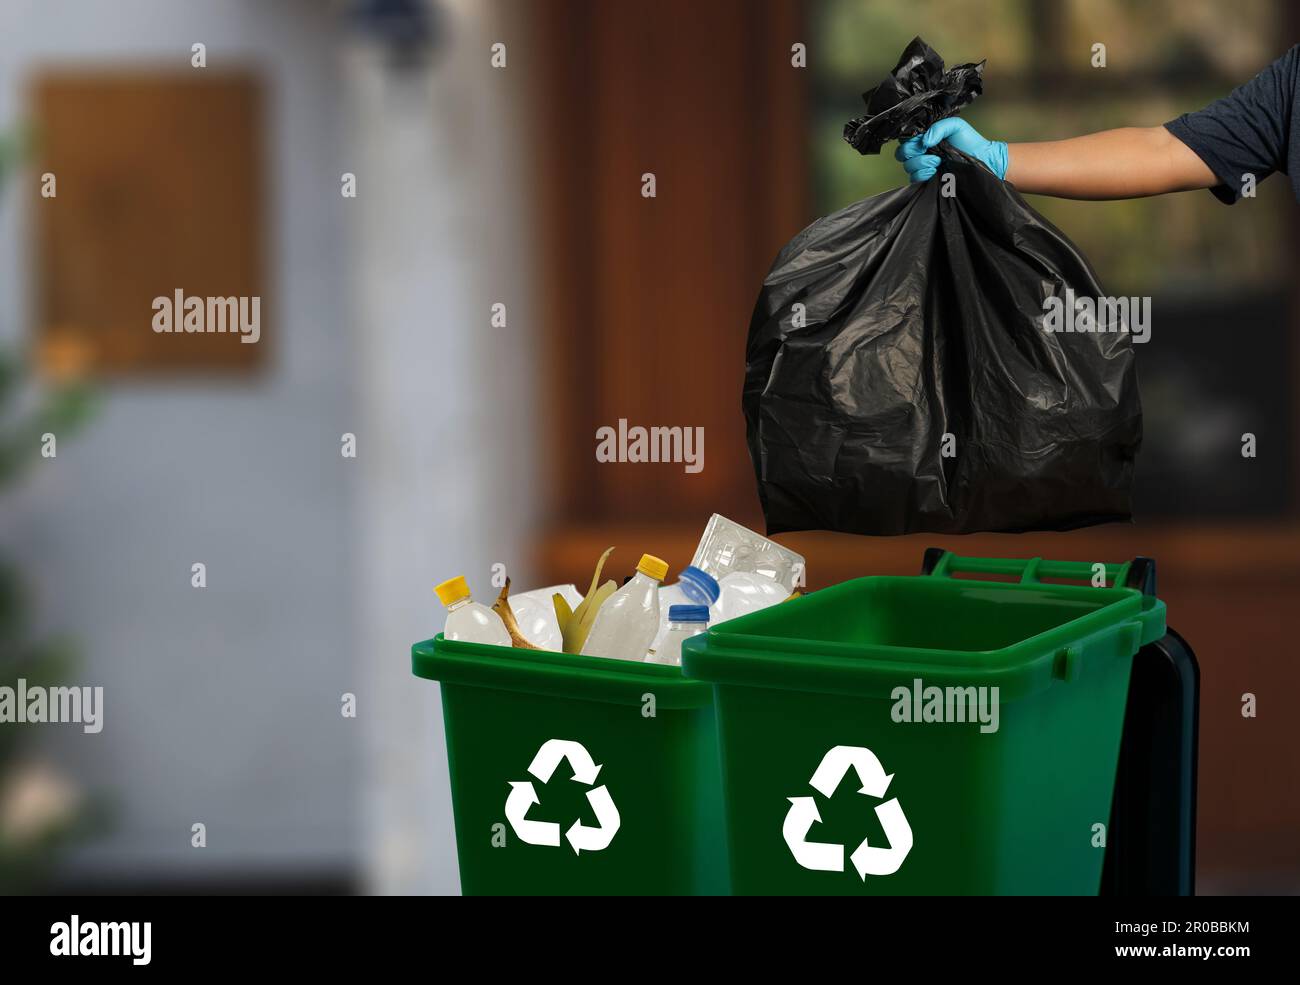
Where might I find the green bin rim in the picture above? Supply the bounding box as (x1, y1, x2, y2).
(681, 573, 1166, 700)
(412, 635, 714, 709)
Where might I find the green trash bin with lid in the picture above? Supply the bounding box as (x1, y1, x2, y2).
(681, 552, 1167, 895)
(412, 635, 728, 895)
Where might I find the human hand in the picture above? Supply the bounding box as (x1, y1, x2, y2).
(894, 118, 1009, 182)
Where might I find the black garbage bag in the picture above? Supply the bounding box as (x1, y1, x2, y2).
(843, 36, 986, 155)
(743, 38, 1142, 536)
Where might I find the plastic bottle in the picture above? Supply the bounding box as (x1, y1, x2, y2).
(580, 554, 668, 661)
(507, 583, 583, 650)
(649, 565, 719, 656)
(647, 604, 709, 666)
(435, 575, 511, 646)
(715, 570, 788, 622)
(690, 513, 805, 594)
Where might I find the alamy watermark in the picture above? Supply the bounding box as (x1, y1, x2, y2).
(0, 679, 103, 734)
(891, 678, 999, 734)
(152, 290, 261, 344)
(1042, 288, 1151, 344)
(595, 418, 704, 474)
(50, 915, 150, 966)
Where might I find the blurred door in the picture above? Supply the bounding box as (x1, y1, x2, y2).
(532, 0, 808, 567)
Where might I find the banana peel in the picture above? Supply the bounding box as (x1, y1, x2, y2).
(555, 546, 618, 654)
(567, 580, 616, 653)
(492, 578, 542, 650)
(553, 593, 574, 628)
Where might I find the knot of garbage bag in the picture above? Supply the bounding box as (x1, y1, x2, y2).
(843, 36, 985, 155)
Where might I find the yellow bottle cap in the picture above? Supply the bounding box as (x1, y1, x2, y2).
(636, 554, 669, 581)
(434, 575, 471, 607)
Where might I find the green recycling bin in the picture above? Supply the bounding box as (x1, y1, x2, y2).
(681, 554, 1167, 896)
(412, 636, 728, 895)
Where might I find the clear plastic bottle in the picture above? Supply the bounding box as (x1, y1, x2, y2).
(435, 575, 511, 646)
(580, 553, 668, 661)
(648, 604, 709, 666)
(714, 570, 788, 622)
(507, 583, 582, 650)
(649, 565, 719, 656)
(691, 513, 805, 594)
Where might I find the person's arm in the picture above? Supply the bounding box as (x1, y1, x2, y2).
(899, 45, 1298, 202)
(897, 119, 1217, 199)
(1005, 127, 1218, 200)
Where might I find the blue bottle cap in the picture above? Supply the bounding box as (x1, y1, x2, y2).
(668, 604, 710, 623)
(679, 565, 720, 604)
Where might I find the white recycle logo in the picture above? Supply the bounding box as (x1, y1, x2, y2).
(504, 739, 621, 854)
(782, 745, 913, 880)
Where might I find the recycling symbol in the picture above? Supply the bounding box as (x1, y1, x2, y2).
(782, 745, 913, 880)
(504, 739, 621, 854)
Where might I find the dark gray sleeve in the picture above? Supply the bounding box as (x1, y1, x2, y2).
(1164, 45, 1298, 204)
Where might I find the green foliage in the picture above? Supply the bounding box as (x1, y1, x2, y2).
(0, 128, 25, 189)
(0, 349, 96, 485)
(0, 126, 100, 890)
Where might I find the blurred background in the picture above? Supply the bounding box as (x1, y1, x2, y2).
(0, 0, 1295, 895)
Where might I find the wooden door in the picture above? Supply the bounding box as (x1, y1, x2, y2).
(531, 0, 808, 549)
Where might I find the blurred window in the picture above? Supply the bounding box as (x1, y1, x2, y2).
(34, 73, 264, 377)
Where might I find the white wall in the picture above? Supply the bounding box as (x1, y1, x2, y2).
(0, 0, 359, 880)
(0, 0, 538, 892)
(349, 0, 539, 895)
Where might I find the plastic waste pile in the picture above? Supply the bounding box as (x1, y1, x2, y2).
(434, 514, 804, 666)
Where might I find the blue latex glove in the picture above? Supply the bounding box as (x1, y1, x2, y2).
(894, 118, 1008, 182)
